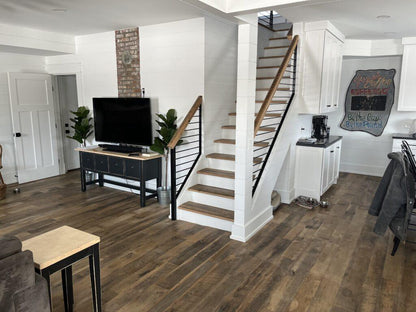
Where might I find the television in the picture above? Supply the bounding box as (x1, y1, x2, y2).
(93, 97, 152, 147)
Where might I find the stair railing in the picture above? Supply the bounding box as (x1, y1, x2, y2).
(252, 35, 299, 195)
(167, 95, 203, 220)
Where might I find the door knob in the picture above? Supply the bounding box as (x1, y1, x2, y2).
(15, 132, 21, 137)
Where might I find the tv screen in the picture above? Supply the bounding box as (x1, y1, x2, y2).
(93, 97, 152, 146)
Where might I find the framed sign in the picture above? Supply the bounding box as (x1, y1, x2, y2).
(340, 69, 396, 136)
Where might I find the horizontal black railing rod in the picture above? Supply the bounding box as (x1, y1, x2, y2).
(176, 160, 198, 168)
(176, 174, 189, 180)
(253, 168, 261, 174)
(176, 146, 199, 153)
(257, 137, 273, 142)
(179, 140, 199, 145)
(181, 134, 199, 139)
(256, 132, 275, 137)
(176, 165, 194, 173)
(176, 152, 199, 159)
(184, 128, 199, 131)
(253, 147, 268, 153)
(187, 121, 199, 125)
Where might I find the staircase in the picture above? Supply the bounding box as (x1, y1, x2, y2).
(175, 25, 296, 233)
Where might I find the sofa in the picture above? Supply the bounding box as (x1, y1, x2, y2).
(0, 236, 51, 312)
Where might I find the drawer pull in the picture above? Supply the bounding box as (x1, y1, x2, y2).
(326, 105, 331, 107)
(330, 151, 334, 153)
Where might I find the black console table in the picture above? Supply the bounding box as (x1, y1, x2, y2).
(76, 148, 162, 207)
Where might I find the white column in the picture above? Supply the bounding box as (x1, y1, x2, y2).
(231, 14, 258, 242)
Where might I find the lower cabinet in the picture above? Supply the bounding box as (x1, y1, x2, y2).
(295, 138, 342, 200)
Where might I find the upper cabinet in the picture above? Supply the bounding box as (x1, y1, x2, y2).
(300, 21, 345, 114)
(398, 38, 416, 111)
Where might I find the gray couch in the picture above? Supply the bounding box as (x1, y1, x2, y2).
(0, 236, 51, 312)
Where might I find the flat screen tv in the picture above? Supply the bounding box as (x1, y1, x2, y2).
(93, 97, 152, 146)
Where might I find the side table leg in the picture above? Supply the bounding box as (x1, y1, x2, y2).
(89, 244, 102, 312)
(140, 176, 146, 207)
(61, 266, 74, 312)
(40, 269, 52, 310)
(81, 169, 86, 192)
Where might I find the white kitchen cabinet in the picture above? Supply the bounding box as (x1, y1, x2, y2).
(295, 137, 342, 201)
(398, 39, 416, 111)
(300, 21, 344, 114)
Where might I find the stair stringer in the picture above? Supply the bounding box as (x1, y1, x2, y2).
(230, 93, 300, 242)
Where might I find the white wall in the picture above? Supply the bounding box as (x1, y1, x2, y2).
(204, 16, 238, 155)
(140, 18, 205, 122)
(327, 55, 409, 177)
(0, 53, 46, 184)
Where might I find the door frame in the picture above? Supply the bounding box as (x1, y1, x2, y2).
(49, 68, 84, 174)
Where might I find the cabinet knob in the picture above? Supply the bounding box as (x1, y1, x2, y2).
(330, 150, 334, 153)
(326, 105, 331, 107)
(337, 147, 340, 149)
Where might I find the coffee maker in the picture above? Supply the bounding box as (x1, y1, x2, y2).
(311, 115, 329, 141)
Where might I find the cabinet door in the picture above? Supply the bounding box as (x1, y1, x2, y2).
(81, 152, 94, 170)
(398, 45, 416, 111)
(321, 147, 331, 194)
(320, 31, 333, 113)
(94, 154, 108, 172)
(109, 157, 124, 176)
(328, 148, 336, 186)
(334, 142, 342, 180)
(332, 40, 343, 110)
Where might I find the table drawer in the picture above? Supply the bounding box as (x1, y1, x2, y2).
(109, 158, 124, 175)
(81, 153, 94, 170)
(125, 159, 141, 179)
(94, 155, 108, 172)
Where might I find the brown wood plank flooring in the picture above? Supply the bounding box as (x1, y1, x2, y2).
(1, 171, 416, 311)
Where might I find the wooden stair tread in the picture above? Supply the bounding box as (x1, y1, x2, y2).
(206, 153, 262, 164)
(228, 112, 282, 117)
(255, 100, 287, 104)
(264, 45, 290, 50)
(197, 168, 235, 179)
(257, 87, 290, 91)
(188, 184, 234, 199)
(256, 76, 290, 80)
(269, 37, 289, 40)
(214, 139, 268, 147)
(274, 28, 290, 32)
(222, 125, 275, 132)
(257, 65, 292, 69)
(179, 201, 234, 221)
(259, 55, 285, 59)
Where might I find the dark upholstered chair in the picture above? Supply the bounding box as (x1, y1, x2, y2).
(0, 236, 51, 312)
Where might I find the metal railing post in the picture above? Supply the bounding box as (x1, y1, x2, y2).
(170, 147, 177, 220)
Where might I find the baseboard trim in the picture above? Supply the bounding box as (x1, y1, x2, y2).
(231, 206, 273, 242)
(340, 162, 385, 177)
(275, 187, 295, 204)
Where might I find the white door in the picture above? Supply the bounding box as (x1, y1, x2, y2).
(57, 75, 80, 171)
(8, 73, 60, 183)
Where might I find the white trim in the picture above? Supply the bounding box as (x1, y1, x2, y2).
(177, 208, 233, 232)
(230, 205, 273, 242)
(275, 187, 295, 204)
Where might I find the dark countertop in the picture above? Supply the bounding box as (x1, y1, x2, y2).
(392, 133, 416, 140)
(296, 136, 343, 148)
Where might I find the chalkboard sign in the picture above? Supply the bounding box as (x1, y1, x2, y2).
(340, 69, 395, 136)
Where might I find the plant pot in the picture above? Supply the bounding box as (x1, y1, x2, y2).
(157, 186, 171, 206)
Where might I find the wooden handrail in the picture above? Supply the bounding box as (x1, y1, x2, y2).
(167, 95, 203, 149)
(287, 25, 293, 40)
(254, 35, 299, 137)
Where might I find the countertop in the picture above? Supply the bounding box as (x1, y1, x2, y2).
(392, 133, 416, 140)
(296, 136, 343, 148)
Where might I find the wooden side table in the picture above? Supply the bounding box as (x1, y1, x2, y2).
(22, 226, 101, 312)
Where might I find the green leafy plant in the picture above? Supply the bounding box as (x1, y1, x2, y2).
(67, 106, 93, 147)
(150, 109, 182, 189)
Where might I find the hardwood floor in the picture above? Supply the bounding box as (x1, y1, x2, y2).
(1, 171, 416, 311)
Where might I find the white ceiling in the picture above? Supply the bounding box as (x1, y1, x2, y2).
(0, 0, 205, 35)
(1, 0, 416, 40)
(278, 0, 416, 39)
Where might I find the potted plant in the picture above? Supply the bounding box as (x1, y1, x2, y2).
(150, 109, 182, 206)
(67, 106, 93, 148)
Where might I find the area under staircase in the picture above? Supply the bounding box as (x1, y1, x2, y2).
(168, 22, 299, 234)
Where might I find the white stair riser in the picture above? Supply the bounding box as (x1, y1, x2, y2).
(256, 90, 292, 101)
(272, 31, 289, 38)
(206, 158, 235, 171)
(190, 192, 234, 211)
(177, 209, 233, 232)
(216, 142, 236, 155)
(198, 174, 235, 190)
(256, 78, 292, 89)
(221, 128, 236, 140)
(264, 47, 290, 57)
(268, 39, 291, 48)
(258, 57, 284, 67)
(255, 102, 287, 111)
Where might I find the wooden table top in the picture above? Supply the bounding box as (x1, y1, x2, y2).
(22, 226, 100, 270)
(75, 146, 162, 161)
